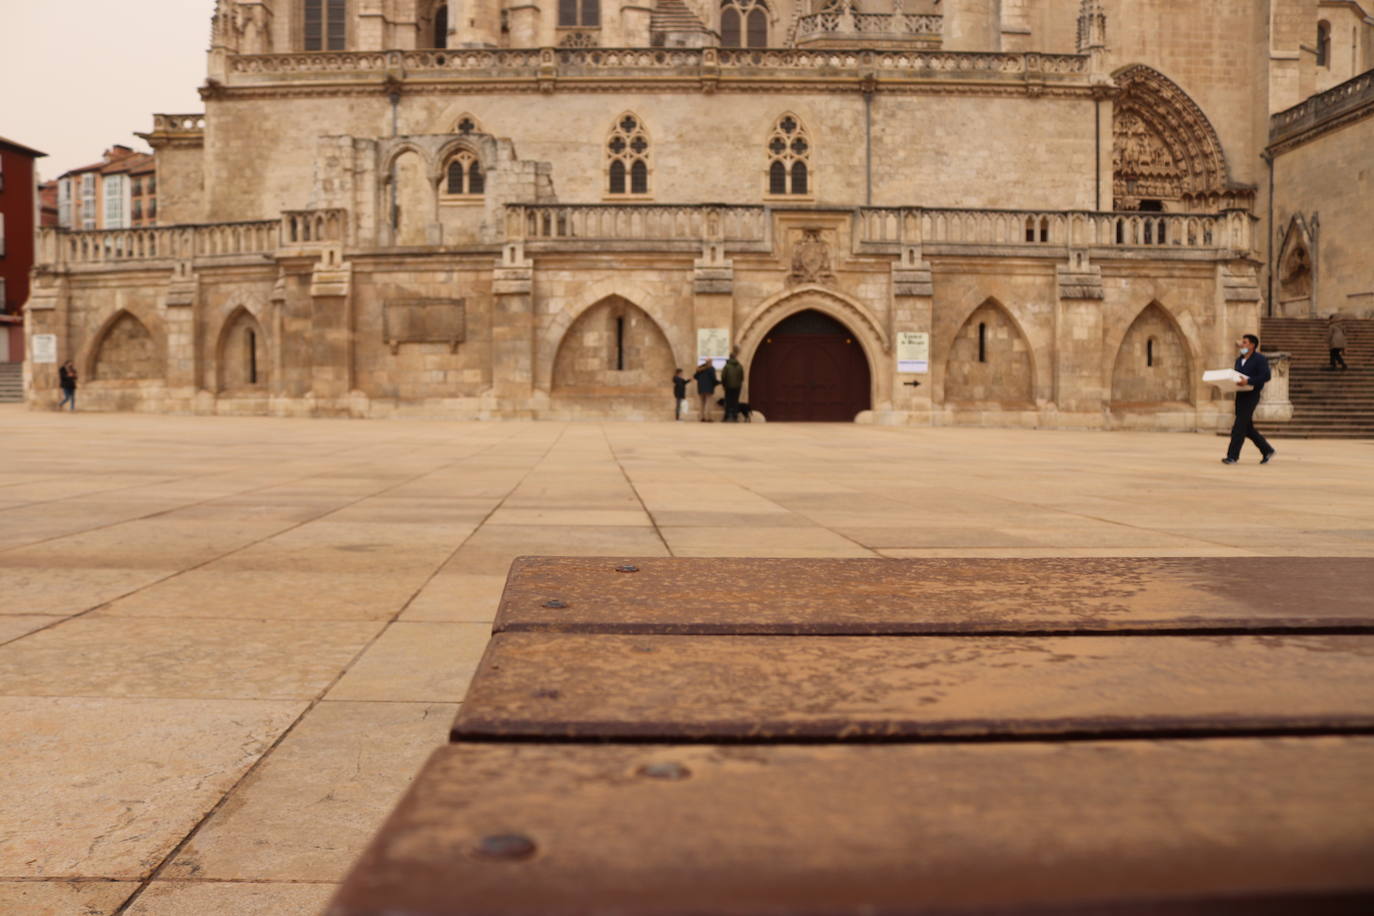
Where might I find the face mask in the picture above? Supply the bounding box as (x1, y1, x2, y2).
(1239, 347, 1250, 356)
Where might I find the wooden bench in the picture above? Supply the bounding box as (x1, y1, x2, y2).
(328, 557, 1374, 915)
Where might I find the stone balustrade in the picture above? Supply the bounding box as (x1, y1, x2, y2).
(859, 207, 1255, 253)
(226, 47, 1088, 84)
(508, 204, 769, 245)
(38, 221, 280, 266)
(1270, 69, 1374, 147)
(149, 113, 207, 132)
(281, 209, 349, 246)
(34, 204, 1255, 268)
(37, 210, 351, 267)
(795, 11, 943, 45)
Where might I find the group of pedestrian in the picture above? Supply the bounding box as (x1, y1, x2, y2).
(673, 348, 746, 422)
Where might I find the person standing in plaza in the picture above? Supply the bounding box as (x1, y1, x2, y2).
(57, 361, 77, 411)
(1328, 315, 1349, 370)
(720, 348, 745, 422)
(672, 368, 689, 420)
(693, 358, 719, 422)
(1223, 334, 1275, 465)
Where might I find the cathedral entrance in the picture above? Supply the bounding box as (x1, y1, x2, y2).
(748, 310, 872, 422)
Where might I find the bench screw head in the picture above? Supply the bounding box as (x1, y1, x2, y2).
(638, 762, 691, 781)
(616, 564, 639, 573)
(542, 599, 567, 608)
(476, 833, 537, 860)
(532, 688, 561, 699)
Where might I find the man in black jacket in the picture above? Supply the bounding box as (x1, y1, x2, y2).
(1223, 334, 1276, 465)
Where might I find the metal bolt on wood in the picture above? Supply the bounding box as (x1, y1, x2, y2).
(616, 564, 640, 573)
(474, 833, 537, 861)
(638, 762, 691, 781)
(542, 599, 567, 609)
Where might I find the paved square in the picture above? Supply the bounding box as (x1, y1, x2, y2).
(2, 406, 1372, 914)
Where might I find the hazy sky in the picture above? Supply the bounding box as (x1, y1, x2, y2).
(1, 1, 214, 180)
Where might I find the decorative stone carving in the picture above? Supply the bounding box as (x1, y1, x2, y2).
(383, 299, 467, 354)
(789, 229, 834, 284)
(1112, 65, 1234, 211)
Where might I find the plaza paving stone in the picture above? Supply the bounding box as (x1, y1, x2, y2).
(1, 405, 1372, 912)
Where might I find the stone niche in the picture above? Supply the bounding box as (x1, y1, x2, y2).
(383, 299, 466, 354)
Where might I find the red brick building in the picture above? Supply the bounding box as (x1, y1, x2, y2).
(0, 136, 47, 364)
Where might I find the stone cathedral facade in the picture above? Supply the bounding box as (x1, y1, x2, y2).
(24, 1, 1374, 425)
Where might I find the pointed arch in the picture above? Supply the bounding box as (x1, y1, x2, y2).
(550, 296, 676, 397)
(1110, 301, 1193, 405)
(538, 278, 691, 392)
(1276, 214, 1316, 314)
(942, 298, 1034, 405)
(1112, 65, 1232, 211)
(215, 306, 269, 392)
(88, 310, 162, 381)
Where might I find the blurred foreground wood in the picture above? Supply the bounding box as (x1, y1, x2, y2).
(329, 557, 1374, 915)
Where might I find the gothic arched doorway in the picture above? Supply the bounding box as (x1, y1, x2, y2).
(748, 309, 872, 421)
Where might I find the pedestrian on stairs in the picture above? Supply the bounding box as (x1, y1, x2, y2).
(1327, 315, 1349, 371)
(1223, 335, 1275, 465)
(58, 361, 77, 411)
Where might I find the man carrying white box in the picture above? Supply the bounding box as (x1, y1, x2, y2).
(1215, 334, 1276, 466)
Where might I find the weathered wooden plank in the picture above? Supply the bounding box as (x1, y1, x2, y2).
(453, 632, 1374, 741)
(493, 557, 1374, 635)
(328, 738, 1374, 915)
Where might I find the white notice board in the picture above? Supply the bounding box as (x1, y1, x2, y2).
(897, 331, 929, 373)
(697, 328, 730, 369)
(31, 334, 57, 364)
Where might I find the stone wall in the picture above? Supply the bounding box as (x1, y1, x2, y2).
(1270, 80, 1374, 318)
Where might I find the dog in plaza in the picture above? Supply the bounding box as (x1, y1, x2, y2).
(715, 397, 753, 422)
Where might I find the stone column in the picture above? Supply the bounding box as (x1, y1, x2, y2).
(489, 242, 535, 418)
(885, 244, 934, 425)
(1256, 353, 1294, 423)
(308, 245, 356, 415)
(692, 237, 735, 421)
(163, 260, 200, 412)
(1053, 252, 1106, 418)
(22, 271, 67, 408)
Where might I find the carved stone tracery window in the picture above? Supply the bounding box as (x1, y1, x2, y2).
(767, 113, 810, 196)
(444, 150, 484, 196)
(721, 0, 769, 48)
(1112, 65, 1232, 212)
(607, 113, 650, 196)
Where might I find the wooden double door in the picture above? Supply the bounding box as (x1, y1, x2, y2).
(748, 310, 872, 422)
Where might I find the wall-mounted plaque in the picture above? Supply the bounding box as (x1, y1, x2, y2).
(383, 299, 466, 354)
(897, 331, 929, 373)
(31, 334, 58, 364)
(697, 328, 730, 369)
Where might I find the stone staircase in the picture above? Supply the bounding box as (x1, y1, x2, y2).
(1260, 317, 1374, 439)
(651, 0, 709, 42)
(0, 362, 23, 404)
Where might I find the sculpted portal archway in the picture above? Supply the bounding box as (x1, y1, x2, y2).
(735, 286, 886, 420)
(1112, 65, 1234, 212)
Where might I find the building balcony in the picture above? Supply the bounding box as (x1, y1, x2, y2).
(794, 11, 942, 50)
(33, 204, 1255, 271)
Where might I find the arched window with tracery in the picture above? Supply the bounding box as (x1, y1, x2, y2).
(606, 114, 650, 196)
(304, 0, 348, 50)
(766, 113, 811, 196)
(721, 0, 768, 48)
(444, 150, 484, 197)
(434, 4, 448, 48)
